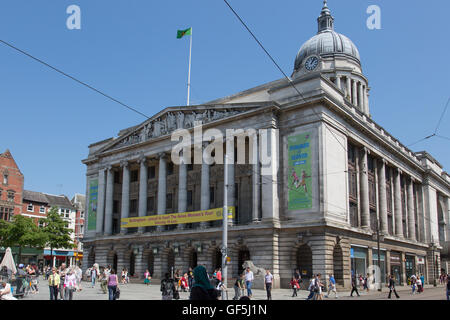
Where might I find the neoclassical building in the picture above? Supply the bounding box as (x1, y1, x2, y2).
(82, 2, 450, 289)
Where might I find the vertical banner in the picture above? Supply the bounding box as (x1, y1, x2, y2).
(87, 179, 98, 230)
(288, 133, 312, 210)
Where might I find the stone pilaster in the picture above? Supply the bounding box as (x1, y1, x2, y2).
(104, 166, 114, 236)
(394, 168, 404, 237)
(200, 144, 210, 228)
(177, 159, 188, 230)
(407, 177, 416, 241)
(359, 147, 370, 229)
(157, 153, 167, 231)
(138, 156, 148, 234)
(120, 161, 130, 234)
(96, 168, 106, 235)
(252, 131, 260, 222)
(378, 159, 388, 234)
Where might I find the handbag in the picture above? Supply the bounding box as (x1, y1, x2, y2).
(173, 289, 180, 300)
(115, 287, 120, 299)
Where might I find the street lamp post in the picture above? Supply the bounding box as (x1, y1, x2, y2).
(221, 153, 229, 300)
(431, 237, 437, 287)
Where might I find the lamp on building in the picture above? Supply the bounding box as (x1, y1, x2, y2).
(133, 246, 140, 256)
(174, 245, 179, 254)
(196, 244, 202, 253)
(152, 247, 159, 255)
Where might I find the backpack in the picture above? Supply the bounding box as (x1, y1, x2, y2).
(162, 279, 174, 296)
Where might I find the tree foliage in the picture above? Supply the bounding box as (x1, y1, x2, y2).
(39, 206, 73, 251)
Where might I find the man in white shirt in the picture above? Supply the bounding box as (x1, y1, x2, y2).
(244, 267, 254, 298)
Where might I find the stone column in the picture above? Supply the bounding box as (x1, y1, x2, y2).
(394, 169, 403, 237)
(407, 177, 416, 241)
(200, 144, 210, 228)
(104, 166, 114, 236)
(358, 82, 363, 108)
(138, 156, 148, 233)
(359, 147, 370, 229)
(252, 132, 260, 222)
(96, 168, 106, 235)
(378, 159, 388, 234)
(336, 76, 341, 91)
(157, 153, 167, 232)
(261, 127, 280, 222)
(120, 161, 130, 234)
(134, 245, 145, 279)
(365, 87, 370, 114)
(177, 151, 188, 230)
(352, 79, 358, 106)
(346, 77, 351, 100)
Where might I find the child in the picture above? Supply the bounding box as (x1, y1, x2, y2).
(290, 277, 300, 297)
(144, 269, 151, 286)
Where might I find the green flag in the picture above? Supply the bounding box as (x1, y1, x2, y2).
(177, 27, 192, 39)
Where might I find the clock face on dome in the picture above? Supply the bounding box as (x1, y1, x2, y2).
(304, 56, 319, 71)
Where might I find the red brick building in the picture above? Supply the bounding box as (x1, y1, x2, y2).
(0, 149, 24, 221)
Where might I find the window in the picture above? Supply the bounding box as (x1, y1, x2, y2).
(148, 166, 156, 179)
(114, 171, 121, 184)
(80, 211, 84, 219)
(27, 203, 34, 212)
(3, 174, 8, 185)
(0, 189, 2, 199)
(147, 196, 155, 212)
(113, 200, 119, 213)
(38, 220, 44, 228)
(7, 191, 14, 202)
(167, 163, 174, 176)
(210, 187, 215, 204)
(166, 193, 173, 209)
(131, 170, 139, 182)
(187, 164, 193, 171)
(40, 206, 45, 214)
(66, 209, 70, 214)
(129, 199, 137, 213)
(187, 190, 193, 207)
(349, 203, 358, 227)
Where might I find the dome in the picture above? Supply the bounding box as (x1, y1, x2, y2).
(293, 1, 361, 72)
(294, 30, 361, 71)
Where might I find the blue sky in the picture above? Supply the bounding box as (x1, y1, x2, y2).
(0, 0, 449, 197)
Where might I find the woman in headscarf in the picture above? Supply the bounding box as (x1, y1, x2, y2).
(190, 265, 220, 300)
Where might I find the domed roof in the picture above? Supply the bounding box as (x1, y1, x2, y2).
(294, 1, 361, 72)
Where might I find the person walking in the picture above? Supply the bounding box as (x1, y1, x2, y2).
(190, 266, 220, 300)
(144, 269, 151, 286)
(363, 273, 370, 292)
(244, 267, 254, 298)
(416, 275, 422, 294)
(306, 276, 316, 300)
(388, 275, 400, 299)
(326, 273, 338, 298)
(188, 267, 194, 291)
(90, 265, 98, 288)
(350, 275, 360, 297)
(314, 274, 324, 300)
(58, 263, 67, 300)
(233, 274, 245, 300)
(64, 268, 77, 300)
(107, 269, 119, 300)
(161, 273, 176, 300)
(446, 274, 450, 301)
(290, 276, 300, 297)
(48, 267, 60, 301)
(410, 274, 417, 295)
(264, 269, 273, 300)
(101, 266, 111, 294)
(420, 274, 425, 293)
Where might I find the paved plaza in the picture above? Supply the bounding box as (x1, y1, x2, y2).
(20, 277, 449, 301)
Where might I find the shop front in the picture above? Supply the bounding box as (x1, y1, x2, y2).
(405, 254, 416, 283)
(0, 246, 43, 266)
(351, 246, 368, 279)
(416, 256, 426, 279)
(372, 249, 387, 284)
(44, 249, 75, 267)
(390, 251, 403, 285)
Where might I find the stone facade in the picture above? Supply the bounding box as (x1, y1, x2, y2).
(81, 3, 450, 289)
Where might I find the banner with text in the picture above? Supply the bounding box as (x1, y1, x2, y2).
(288, 133, 312, 210)
(121, 207, 235, 228)
(87, 179, 98, 231)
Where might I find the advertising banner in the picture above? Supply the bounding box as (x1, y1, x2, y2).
(87, 179, 98, 231)
(121, 207, 235, 228)
(288, 133, 312, 210)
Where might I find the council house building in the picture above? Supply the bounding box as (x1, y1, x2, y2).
(81, 2, 450, 289)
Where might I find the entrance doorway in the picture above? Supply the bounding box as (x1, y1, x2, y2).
(297, 244, 313, 283)
(113, 253, 118, 272)
(189, 250, 198, 269)
(238, 249, 250, 275)
(213, 248, 222, 271)
(147, 253, 154, 276)
(333, 244, 344, 285)
(129, 252, 135, 276)
(167, 249, 175, 277)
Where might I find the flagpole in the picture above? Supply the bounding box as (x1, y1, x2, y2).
(187, 28, 192, 106)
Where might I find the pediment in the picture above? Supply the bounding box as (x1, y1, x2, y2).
(98, 104, 262, 153)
